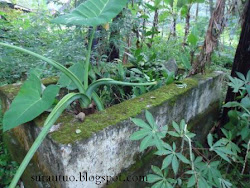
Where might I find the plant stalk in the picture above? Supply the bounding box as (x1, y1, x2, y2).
(0, 42, 85, 94)
(9, 93, 89, 188)
(186, 133, 198, 188)
(84, 26, 96, 90)
(241, 139, 250, 174)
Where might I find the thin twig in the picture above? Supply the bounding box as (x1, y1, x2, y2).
(241, 139, 250, 174)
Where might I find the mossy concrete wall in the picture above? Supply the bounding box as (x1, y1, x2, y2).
(0, 72, 224, 188)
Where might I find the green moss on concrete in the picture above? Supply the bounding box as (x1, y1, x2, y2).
(41, 76, 58, 86)
(1, 73, 220, 144)
(47, 77, 198, 144)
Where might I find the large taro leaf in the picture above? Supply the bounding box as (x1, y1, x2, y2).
(52, 0, 128, 26)
(58, 62, 85, 90)
(3, 74, 60, 131)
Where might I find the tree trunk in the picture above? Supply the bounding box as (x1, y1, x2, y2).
(189, 0, 226, 75)
(221, 0, 250, 124)
(209, 0, 214, 17)
(107, 13, 122, 62)
(173, 17, 177, 37)
(183, 5, 192, 44)
(195, 3, 199, 21)
(107, 31, 120, 62)
(122, 36, 131, 64)
(150, 9, 159, 46)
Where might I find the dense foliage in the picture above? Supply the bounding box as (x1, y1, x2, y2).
(0, 0, 248, 187)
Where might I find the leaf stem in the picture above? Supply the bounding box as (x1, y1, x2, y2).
(185, 127, 198, 188)
(0, 42, 85, 94)
(84, 26, 96, 90)
(241, 139, 250, 174)
(9, 93, 90, 188)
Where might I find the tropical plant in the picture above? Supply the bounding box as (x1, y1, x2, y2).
(130, 110, 249, 187)
(0, 0, 158, 187)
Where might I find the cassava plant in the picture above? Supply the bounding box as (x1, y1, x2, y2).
(0, 0, 157, 187)
(130, 110, 249, 187)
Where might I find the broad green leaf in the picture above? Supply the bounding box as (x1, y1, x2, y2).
(3, 74, 59, 131)
(207, 133, 213, 147)
(154, 0, 162, 7)
(52, 0, 128, 26)
(131, 118, 151, 129)
(198, 177, 210, 188)
(159, 11, 169, 22)
(247, 70, 250, 82)
(140, 135, 153, 151)
(241, 96, 250, 109)
(172, 155, 179, 175)
(187, 175, 196, 187)
(228, 77, 244, 93)
(152, 180, 164, 188)
(162, 154, 173, 169)
(236, 72, 246, 81)
(246, 85, 250, 95)
(181, 5, 188, 17)
(151, 165, 164, 177)
(168, 131, 180, 137)
(58, 62, 85, 90)
(172, 142, 176, 151)
(153, 136, 164, 150)
(214, 150, 231, 163)
(176, 153, 190, 164)
(172, 121, 180, 133)
(155, 149, 172, 156)
(187, 33, 198, 46)
(180, 119, 186, 131)
(166, 182, 174, 188)
(223, 102, 241, 108)
(145, 110, 156, 128)
(163, 143, 173, 151)
(130, 129, 150, 140)
(147, 174, 162, 183)
(214, 147, 234, 155)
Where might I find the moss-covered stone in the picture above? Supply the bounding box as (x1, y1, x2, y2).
(41, 77, 198, 144)
(0, 71, 224, 188)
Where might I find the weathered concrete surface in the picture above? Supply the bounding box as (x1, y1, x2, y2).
(0, 72, 224, 188)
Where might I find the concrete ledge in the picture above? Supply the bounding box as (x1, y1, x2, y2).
(0, 72, 224, 188)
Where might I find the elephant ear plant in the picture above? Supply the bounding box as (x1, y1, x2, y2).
(0, 0, 156, 187)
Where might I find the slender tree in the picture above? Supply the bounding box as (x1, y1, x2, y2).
(189, 0, 226, 75)
(209, 0, 214, 17)
(183, 4, 192, 44)
(195, 3, 199, 21)
(221, 0, 250, 124)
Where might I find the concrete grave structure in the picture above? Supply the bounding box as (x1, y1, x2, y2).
(0, 72, 224, 188)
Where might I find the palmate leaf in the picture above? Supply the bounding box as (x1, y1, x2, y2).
(147, 174, 163, 183)
(3, 74, 60, 131)
(130, 129, 151, 140)
(52, 0, 128, 26)
(131, 118, 151, 129)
